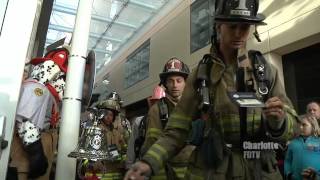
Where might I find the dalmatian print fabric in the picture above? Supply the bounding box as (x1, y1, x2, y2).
(30, 60, 66, 100)
(50, 72, 66, 100)
(17, 121, 40, 145)
(31, 60, 61, 85)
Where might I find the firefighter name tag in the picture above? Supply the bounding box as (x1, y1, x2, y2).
(228, 92, 265, 108)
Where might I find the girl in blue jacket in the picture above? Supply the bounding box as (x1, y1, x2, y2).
(285, 114, 320, 180)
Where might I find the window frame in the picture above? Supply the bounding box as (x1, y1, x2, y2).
(124, 40, 150, 88)
(190, 0, 216, 53)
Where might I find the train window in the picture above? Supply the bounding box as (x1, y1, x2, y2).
(124, 40, 150, 88)
(190, 0, 215, 53)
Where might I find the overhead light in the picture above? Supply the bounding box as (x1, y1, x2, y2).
(102, 79, 109, 85)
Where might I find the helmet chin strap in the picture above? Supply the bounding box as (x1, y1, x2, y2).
(253, 25, 262, 42)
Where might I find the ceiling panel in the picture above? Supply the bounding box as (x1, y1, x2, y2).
(45, 0, 181, 73)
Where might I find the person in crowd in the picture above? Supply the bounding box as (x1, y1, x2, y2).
(125, 115, 146, 170)
(285, 114, 320, 180)
(108, 91, 132, 154)
(306, 101, 320, 123)
(147, 85, 166, 108)
(8, 48, 69, 180)
(140, 57, 195, 180)
(126, 85, 165, 169)
(124, 0, 298, 179)
(84, 98, 127, 180)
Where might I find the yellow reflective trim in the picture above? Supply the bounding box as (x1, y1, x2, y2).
(146, 128, 162, 138)
(154, 168, 166, 175)
(146, 150, 162, 165)
(144, 146, 169, 171)
(153, 144, 168, 160)
(277, 112, 295, 141)
(219, 113, 262, 133)
(220, 113, 261, 119)
(171, 113, 192, 122)
(152, 176, 167, 180)
(173, 167, 187, 179)
(284, 104, 298, 116)
(85, 172, 123, 180)
(220, 114, 261, 122)
(177, 174, 185, 179)
(167, 120, 190, 130)
(166, 113, 192, 130)
(148, 128, 162, 133)
(86, 173, 122, 176)
(173, 167, 187, 173)
(185, 171, 204, 180)
(152, 168, 167, 179)
(83, 159, 89, 166)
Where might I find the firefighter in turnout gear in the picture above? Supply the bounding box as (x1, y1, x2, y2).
(140, 57, 195, 180)
(8, 48, 69, 180)
(108, 91, 132, 157)
(125, 85, 165, 170)
(84, 98, 127, 180)
(125, 0, 298, 179)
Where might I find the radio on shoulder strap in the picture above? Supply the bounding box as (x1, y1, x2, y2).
(158, 98, 169, 129)
(248, 50, 272, 101)
(196, 54, 214, 113)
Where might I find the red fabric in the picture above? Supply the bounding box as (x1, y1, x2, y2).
(46, 84, 61, 102)
(46, 84, 60, 127)
(50, 105, 59, 128)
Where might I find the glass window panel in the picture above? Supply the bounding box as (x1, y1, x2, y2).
(90, 39, 108, 50)
(190, 0, 215, 53)
(45, 29, 71, 44)
(131, 0, 165, 9)
(117, 6, 153, 27)
(55, 0, 79, 8)
(92, 0, 113, 18)
(124, 40, 150, 88)
(46, 29, 60, 40)
(45, 0, 182, 74)
(107, 25, 135, 40)
(50, 11, 75, 28)
(89, 20, 107, 34)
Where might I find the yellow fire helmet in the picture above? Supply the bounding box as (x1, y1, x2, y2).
(95, 99, 121, 114)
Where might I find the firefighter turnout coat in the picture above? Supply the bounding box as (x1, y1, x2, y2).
(142, 49, 298, 180)
(142, 96, 195, 180)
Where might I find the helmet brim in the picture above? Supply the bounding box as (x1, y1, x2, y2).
(215, 13, 267, 25)
(98, 107, 120, 114)
(159, 71, 189, 81)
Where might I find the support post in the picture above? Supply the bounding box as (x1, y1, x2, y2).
(55, 0, 93, 179)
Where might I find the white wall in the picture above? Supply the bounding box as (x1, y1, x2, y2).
(0, 0, 43, 176)
(248, 0, 320, 53)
